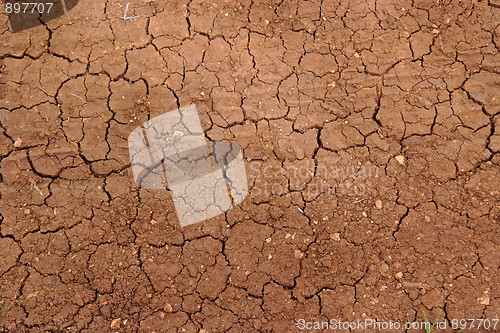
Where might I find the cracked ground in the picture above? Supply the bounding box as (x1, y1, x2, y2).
(0, 0, 499, 332)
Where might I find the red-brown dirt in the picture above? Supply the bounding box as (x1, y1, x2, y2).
(0, 0, 499, 332)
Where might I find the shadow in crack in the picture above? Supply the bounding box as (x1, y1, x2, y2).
(3, 0, 79, 32)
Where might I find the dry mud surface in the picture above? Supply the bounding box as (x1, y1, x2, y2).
(0, 0, 499, 332)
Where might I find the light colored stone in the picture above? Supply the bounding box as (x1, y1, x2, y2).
(110, 318, 121, 329)
(479, 296, 490, 305)
(330, 233, 341, 241)
(395, 155, 405, 165)
(294, 250, 305, 259)
(13, 138, 22, 148)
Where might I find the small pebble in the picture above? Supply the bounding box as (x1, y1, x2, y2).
(294, 250, 305, 259)
(110, 318, 121, 329)
(375, 199, 383, 209)
(395, 155, 405, 165)
(395, 272, 403, 279)
(362, 211, 368, 217)
(164, 304, 173, 313)
(330, 233, 341, 241)
(173, 130, 184, 138)
(13, 138, 23, 148)
(479, 296, 490, 305)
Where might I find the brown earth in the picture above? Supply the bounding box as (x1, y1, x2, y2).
(0, 0, 499, 332)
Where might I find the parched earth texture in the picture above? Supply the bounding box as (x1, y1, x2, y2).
(0, 0, 499, 332)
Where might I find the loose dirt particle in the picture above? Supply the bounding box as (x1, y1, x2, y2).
(395, 272, 404, 279)
(479, 296, 490, 305)
(13, 138, 23, 148)
(294, 250, 305, 259)
(110, 318, 121, 329)
(375, 200, 383, 209)
(330, 233, 341, 241)
(164, 304, 173, 313)
(395, 155, 405, 165)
